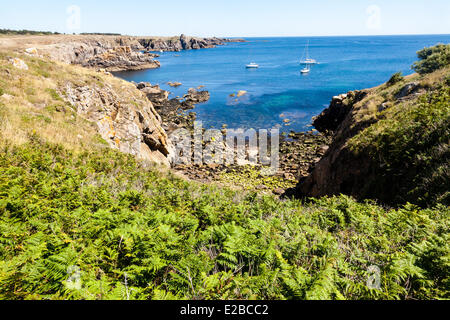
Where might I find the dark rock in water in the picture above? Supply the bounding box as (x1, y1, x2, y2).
(184, 88, 210, 104)
(168, 82, 182, 87)
(135, 82, 210, 135)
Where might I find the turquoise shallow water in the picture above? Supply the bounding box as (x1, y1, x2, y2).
(114, 35, 450, 132)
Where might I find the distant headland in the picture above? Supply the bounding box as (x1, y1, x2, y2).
(0, 32, 245, 72)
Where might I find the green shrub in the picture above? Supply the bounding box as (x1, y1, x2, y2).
(413, 44, 450, 75)
(387, 72, 404, 86)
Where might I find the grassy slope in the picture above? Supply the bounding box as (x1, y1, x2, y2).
(349, 66, 450, 206)
(0, 50, 449, 300)
(0, 50, 101, 150)
(0, 50, 159, 153)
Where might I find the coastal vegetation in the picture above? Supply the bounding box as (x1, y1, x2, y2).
(387, 72, 404, 86)
(0, 29, 60, 36)
(0, 40, 448, 300)
(413, 44, 450, 75)
(0, 138, 448, 300)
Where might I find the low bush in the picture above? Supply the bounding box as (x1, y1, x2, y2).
(413, 44, 450, 75)
(387, 72, 404, 86)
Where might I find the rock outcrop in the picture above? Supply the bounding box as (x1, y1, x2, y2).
(9, 57, 29, 70)
(82, 46, 160, 72)
(135, 82, 210, 134)
(62, 81, 174, 166)
(38, 37, 160, 72)
(139, 34, 244, 52)
(33, 35, 241, 72)
(184, 88, 210, 104)
(312, 91, 368, 133)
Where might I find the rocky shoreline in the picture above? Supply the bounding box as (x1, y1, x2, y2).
(7, 34, 332, 195)
(134, 82, 210, 134)
(172, 131, 331, 195)
(133, 81, 331, 195)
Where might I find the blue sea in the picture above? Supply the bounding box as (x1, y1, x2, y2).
(115, 35, 450, 132)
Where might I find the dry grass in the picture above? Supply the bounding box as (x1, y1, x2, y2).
(418, 66, 450, 88)
(345, 67, 450, 129)
(0, 50, 115, 152)
(0, 47, 164, 161)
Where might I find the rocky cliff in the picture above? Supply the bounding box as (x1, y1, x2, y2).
(25, 34, 241, 71)
(296, 64, 450, 207)
(0, 33, 239, 166)
(139, 34, 243, 52)
(0, 50, 174, 167)
(62, 81, 174, 165)
(36, 36, 160, 72)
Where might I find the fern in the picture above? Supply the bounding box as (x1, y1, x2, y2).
(0, 140, 448, 300)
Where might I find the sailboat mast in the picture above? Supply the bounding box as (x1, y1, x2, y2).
(306, 40, 309, 60)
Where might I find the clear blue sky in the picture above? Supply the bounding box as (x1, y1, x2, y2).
(1, 0, 449, 37)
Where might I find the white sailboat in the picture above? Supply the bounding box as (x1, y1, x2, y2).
(246, 62, 259, 68)
(300, 41, 318, 65)
(301, 65, 311, 74)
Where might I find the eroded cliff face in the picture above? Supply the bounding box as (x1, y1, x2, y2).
(2, 34, 231, 165)
(36, 36, 160, 72)
(139, 34, 236, 52)
(62, 80, 174, 166)
(296, 90, 373, 199)
(1, 48, 175, 166)
(30, 34, 240, 71)
(296, 68, 449, 206)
